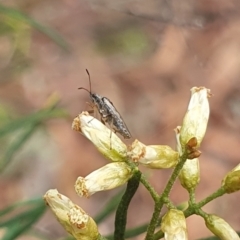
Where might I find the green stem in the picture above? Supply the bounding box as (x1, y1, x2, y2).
(161, 152, 188, 198)
(189, 188, 196, 204)
(140, 174, 159, 202)
(145, 198, 162, 240)
(127, 161, 159, 201)
(153, 187, 226, 240)
(145, 152, 188, 240)
(164, 199, 176, 209)
(197, 187, 226, 208)
(184, 187, 226, 218)
(195, 208, 208, 218)
(114, 171, 141, 240)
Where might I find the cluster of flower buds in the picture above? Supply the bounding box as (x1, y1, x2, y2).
(73, 112, 180, 170)
(44, 86, 240, 240)
(174, 87, 211, 191)
(43, 113, 135, 239)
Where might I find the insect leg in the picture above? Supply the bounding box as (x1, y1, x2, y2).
(86, 102, 99, 123)
(105, 116, 115, 150)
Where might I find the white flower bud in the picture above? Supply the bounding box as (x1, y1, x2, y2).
(75, 162, 133, 197)
(72, 112, 128, 162)
(222, 163, 240, 193)
(179, 158, 200, 191)
(128, 140, 179, 169)
(180, 87, 211, 149)
(44, 189, 99, 240)
(205, 214, 240, 240)
(161, 209, 188, 240)
(175, 126, 200, 190)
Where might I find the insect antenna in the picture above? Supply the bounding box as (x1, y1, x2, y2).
(85, 69, 92, 93)
(78, 87, 91, 94)
(78, 69, 92, 94)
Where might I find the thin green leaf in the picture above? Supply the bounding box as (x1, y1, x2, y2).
(0, 4, 70, 51)
(0, 108, 67, 138)
(0, 198, 44, 218)
(0, 198, 46, 227)
(1, 200, 46, 240)
(0, 124, 36, 172)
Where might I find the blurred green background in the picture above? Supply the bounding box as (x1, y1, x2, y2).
(0, 1, 240, 239)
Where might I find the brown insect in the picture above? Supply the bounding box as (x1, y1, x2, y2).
(78, 70, 131, 144)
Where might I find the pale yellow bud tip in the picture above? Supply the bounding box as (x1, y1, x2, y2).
(75, 162, 133, 197)
(43, 189, 99, 240)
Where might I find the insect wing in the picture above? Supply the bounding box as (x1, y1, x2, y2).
(102, 97, 131, 139)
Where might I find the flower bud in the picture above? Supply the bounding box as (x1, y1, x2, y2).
(161, 209, 188, 240)
(205, 214, 240, 240)
(175, 126, 200, 190)
(128, 140, 179, 169)
(222, 163, 240, 193)
(180, 87, 211, 149)
(72, 112, 128, 162)
(75, 162, 133, 197)
(44, 189, 99, 240)
(179, 158, 200, 191)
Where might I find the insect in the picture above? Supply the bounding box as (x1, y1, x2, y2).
(78, 69, 131, 143)
(101, 97, 131, 139)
